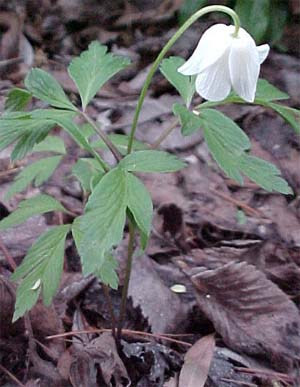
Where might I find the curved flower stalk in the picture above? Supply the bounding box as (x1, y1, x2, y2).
(178, 24, 270, 102)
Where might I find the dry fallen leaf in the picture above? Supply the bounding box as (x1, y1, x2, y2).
(128, 254, 187, 333)
(179, 334, 215, 387)
(191, 261, 300, 371)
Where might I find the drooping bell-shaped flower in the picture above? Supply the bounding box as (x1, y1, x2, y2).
(178, 24, 270, 102)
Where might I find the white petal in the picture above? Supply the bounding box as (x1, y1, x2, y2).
(257, 44, 270, 64)
(195, 53, 231, 101)
(229, 28, 260, 102)
(178, 24, 232, 76)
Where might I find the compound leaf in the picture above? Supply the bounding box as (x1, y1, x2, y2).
(255, 79, 289, 101)
(0, 194, 67, 230)
(32, 135, 66, 154)
(160, 57, 195, 107)
(12, 224, 70, 321)
(11, 122, 54, 161)
(173, 103, 202, 136)
(72, 158, 105, 193)
(78, 168, 127, 275)
(25, 68, 76, 111)
(5, 88, 32, 112)
(200, 109, 251, 153)
(127, 173, 153, 249)
(119, 150, 186, 173)
(68, 41, 130, 110)
(267, 103, 300, 134)
(6, 156, 62, 199)
(239, 154, 292, 195)
(95, 254, 119, 290)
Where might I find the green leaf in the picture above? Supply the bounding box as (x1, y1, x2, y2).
(11, 122, 54, 161)
(94, 254, 119, 290)
(92, 133, 148, 155)
(235, 0, 271, 43)
(0, 113, 49, 153)
(68, 41, 130, 110)
(119, 150, 186, 173)
(32, 135, 66, 154)
(173, 103, 202, 136)
(5, 156, 62, 199)
(72, 158, 105, 193)
(160, 57, 195, 107)
(203, 124, 243, 184)
(197, 108, 292, 193)
(178, 0, 208, 24)
(12, 225, 70, 321)
(78, 168, 127, 275)
(198, 79, 289, 109)
(267, 103, 300, 134)
(200, 109, 292, 193)
(239, 154, 293, 194)
(255, 79, 289, 101)
(200, 109, 251, 153)
(0, 194, 67, 230)
(5, 88, 32, 111)
(73, 217, 119, 289)
(127, 173, 153, 249)
(25, 68, 76, 111)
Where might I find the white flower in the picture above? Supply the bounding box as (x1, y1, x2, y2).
(178, 24, 270, 102)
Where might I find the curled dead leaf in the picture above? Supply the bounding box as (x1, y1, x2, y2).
(191, 261, 300, 371)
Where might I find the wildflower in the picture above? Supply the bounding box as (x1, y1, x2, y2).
(178, 24, 270, 102)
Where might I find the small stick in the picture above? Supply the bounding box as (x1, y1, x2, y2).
(0, 237, 17, 270)
(221, 378, 257, 387)
(47, 328, 192, 347)
(210, 187, 264, 218)
(0, 166, 21, 179)
(0, 57, 23, 67)
(150, 119, 179, 149)
(0, 364, 25, 387)
(235, 367, 294, 383)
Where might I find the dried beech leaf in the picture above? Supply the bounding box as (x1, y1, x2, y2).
(191, 261, 300, 371)
(179, 334, 215, 387)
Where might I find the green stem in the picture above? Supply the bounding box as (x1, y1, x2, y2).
(79, 109, 123, 162)
(127, 5, 240, 154)
(117, 218, 135, 343)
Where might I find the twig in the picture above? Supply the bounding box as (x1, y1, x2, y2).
(150, 119, 179, 149)
(0, 237, 17, 270)
(0, 364, 25, 387)
(117, 219, 135, 342)
(0, 166, 21, 179)
(221, 379, 257, 387)
(0, 57, 23, 67)
(209, 187, 265, 218)
(47, 328, 192, 347)
(235, 367, 294, 384)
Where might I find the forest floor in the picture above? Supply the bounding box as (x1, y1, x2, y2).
(0, 1, 299, 386)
